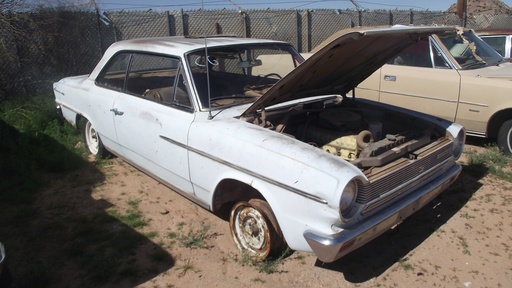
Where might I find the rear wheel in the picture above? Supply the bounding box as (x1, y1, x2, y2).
(229, 199, 286, 261)
(82, 119, 108, 158)
(497, 120, 512, 155)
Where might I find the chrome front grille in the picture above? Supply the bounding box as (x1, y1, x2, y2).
(356, 138, 453, 214)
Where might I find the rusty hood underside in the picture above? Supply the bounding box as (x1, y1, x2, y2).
(242, 25, 455, 117)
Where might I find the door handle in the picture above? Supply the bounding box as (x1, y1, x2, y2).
(110, 108, 124, 116)
(384, 75, 397, 81)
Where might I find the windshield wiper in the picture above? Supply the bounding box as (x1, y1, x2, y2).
(208, 94, 257, 119)
(461, 61, 487, 70)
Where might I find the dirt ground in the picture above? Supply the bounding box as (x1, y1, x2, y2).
(6, 141, 512, 288)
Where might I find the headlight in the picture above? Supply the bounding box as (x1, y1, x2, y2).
(339, 180, 357, 217)
(451, 127, 465, 159)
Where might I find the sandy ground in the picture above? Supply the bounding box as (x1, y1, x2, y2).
(6, 142, 512, 288)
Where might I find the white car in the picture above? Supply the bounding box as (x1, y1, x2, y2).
(54, 26, 464, 263)
(477, 28, 512, 59)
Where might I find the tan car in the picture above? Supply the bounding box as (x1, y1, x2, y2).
(315, 27, 512, 154)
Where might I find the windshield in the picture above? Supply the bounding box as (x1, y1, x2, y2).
(438, 30, 504, 69)
(186, 43, 302, 109)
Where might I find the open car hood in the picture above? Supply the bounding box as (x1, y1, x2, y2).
(241, 25, 455, 117)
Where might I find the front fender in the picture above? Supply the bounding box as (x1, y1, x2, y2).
(187, 117, 364, 251)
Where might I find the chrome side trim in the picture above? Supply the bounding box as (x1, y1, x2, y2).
(55, 101, 81, 116)
(377, 91, 459, 103)
(457, 100, 489, 108)
(159, 135, 329, 205)
(465, 130, 486, 138)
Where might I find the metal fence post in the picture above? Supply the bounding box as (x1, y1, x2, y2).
(295, 10, 301, 52)
(95, 8, 105, 53)
(181, 9, 187, 36)
(166, 11, 170, 36)
(241, 11, 248, 38)
(306, 10, 312, 52)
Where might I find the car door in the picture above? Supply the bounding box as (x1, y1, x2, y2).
(92, 54, 135, 155)
(111, 53, 195, 195)
(377, 37, 461, 122)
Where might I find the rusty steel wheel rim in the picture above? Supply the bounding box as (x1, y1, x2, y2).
(230, 202, 271, 260)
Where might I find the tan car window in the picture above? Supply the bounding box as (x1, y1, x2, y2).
(389, 39, 431, 67)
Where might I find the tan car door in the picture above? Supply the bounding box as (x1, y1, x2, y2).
(376, 37, 462, 122)
(378, 64, 460, 122)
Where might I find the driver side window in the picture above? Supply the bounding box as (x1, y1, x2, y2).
(389, 39, 450, 69)
(127, 54, 192, 109)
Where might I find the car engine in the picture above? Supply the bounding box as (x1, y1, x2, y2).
(250, 96, 444, 170)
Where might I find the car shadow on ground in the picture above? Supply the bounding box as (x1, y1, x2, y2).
(313, 168, 483, 283)
(0, 120, 173, 288)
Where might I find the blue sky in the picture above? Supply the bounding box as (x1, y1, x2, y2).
(97, 0, 512, 12)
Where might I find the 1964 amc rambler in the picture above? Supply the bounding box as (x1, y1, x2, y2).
(54, 25, 464, 263)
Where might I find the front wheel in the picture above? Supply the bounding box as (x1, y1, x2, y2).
(82, 119, 108, 158)
(497, 120, 512, 155)
(229, 199, 286, 261)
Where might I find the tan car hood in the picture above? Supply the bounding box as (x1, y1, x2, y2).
(242, 25, 455, 116)
(466, 62, 512, 80)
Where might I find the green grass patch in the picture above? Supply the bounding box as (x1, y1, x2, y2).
(0, 95, 85, 203)
(176, 222, 211, 248)
(108, 200, 147, 229)
(0, 94, 173, 287)
(398, 257, 414, 271)
(458, 235, 471, 255)
(176, 259, 200, 277)
(235, 248, 290, 274)
(465, 145, 512, 182)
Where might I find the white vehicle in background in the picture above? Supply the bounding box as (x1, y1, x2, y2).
(54, 26, 464, 263)
(477, 28, 512, 60)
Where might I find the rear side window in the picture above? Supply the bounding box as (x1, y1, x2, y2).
(96, 53, 130, 90)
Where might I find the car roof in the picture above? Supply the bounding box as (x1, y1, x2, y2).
(89, 36, 289, 79)
(107, 36, 288, 55)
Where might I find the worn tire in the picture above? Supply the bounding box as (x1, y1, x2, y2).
(82, 119, 108, 158)
(497, 120, 512, 155)
(229, 199, 286, 261)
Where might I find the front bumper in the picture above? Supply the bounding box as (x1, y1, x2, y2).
(304, 162, 461, 263)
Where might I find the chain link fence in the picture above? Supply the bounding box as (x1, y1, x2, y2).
(2, 7, 512, 100)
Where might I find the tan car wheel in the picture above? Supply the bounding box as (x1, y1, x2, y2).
(498, 120, 512, 155)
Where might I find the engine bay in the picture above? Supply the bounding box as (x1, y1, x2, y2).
(248, 96, 445, 170)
